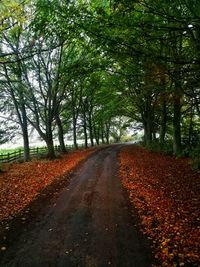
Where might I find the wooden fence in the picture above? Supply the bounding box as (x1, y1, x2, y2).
(0, 144, 84, 164)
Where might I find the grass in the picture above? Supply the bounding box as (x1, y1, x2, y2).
(0, 148, 23, 155)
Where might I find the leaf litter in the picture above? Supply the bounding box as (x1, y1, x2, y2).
(119, 145, 200, 267)
(0, 148, 95, 223)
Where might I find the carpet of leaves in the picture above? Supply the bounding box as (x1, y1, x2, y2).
(119, 145, 200, 267)
(0, 148, 95, 222)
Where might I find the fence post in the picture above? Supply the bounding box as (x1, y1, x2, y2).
(7, 152, 10, 162)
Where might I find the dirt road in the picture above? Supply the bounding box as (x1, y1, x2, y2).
(0, 145, 152, 267)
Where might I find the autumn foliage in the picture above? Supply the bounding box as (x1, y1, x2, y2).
(0, 148, 95, 222)
(119, 145, 200, 267)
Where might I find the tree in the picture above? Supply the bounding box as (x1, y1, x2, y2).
(0, 11, 31, 160)
(0, 0, 199, 159)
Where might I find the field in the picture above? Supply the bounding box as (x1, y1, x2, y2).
(0, 148, 23, 155)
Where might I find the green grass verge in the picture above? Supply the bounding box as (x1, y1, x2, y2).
(0, 148, 23, 155)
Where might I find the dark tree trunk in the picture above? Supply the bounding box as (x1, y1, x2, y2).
(4, 65, 30, 161)
(106, 134, 109, 144)
(55, 113, 66, 153)
(105, 123, 110, 144)
(21, 100, 30, 161)
(143, 120, 148, 145)
(173, 93, 181, 155)
(88, 112, 94, 147)
(146, 121, 152, 145)
(143, 120, 152, 146)
(160, 99, 167, 145)
(83, 111, 88, 148)
(46, 123, 55, 159)
(22, 124, 30, 161)
(142, 96, 153, 146)
(16, 101, 30, 162)
(94, 124, 100, 145)
(72, 113, 78, 149)
(96, 137, 99, 145)
(100, 123, 105, 144)
(146, 101, 153, 146)
(46, 139, 55, 159)
(143, 115, 152, 146)
(188, 107, 194, 147)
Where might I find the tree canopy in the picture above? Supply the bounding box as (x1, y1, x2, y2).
(0, 0, 199, 159)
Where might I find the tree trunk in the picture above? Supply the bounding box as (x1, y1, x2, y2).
(55, 113, 66, 153)
(143, 120, 148, 145)
(173, 83, 182, 155)
(46, 139, 55, 159)
(83, 111, 88, 148)
(95, 135, 100, 145)
(100, 123, 105, 144)
(88, 112, 94, 146)
(143, 120, 152, 146)
(146, 119, 152, 145)
(72, 113, 78, 149)
(21, 101, 30, 161)
(46, 123, 55, 159)
(106, 134, 109, 144)
(3, 65, 30, 161)
(142, 97, 153, 146)
(146, 100, 153, 146)
(22, 125, 30, 161)
(94, 124, 100, 145)
(143, 116, 152, 146)
(96, 137, 99, 145)
(160, 99, 167, 145)
(188, 107, 194, 148)
(105, 122, 110, 144)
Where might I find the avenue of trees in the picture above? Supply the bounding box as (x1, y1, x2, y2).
(0, 0, 199, 160)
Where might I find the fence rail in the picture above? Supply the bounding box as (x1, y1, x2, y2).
(0, 144, 84, 164)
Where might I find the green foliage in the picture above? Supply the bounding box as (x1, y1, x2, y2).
(146, 140, 174, 155)
(0, 0, 199, 162)
(121, 135, 133, 142)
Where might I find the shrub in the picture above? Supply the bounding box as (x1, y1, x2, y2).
(146, 140, 173, 155)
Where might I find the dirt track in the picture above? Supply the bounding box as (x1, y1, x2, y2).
(0, 145, 152, 267)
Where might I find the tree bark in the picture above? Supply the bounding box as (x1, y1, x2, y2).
(142, 97, 153, 146)
(88, 112, 94, 146)
(3, 64, 30, 161)
(105, 122, 110, 144)
(55, 113, 66, 153)
(46, 123, 56, 159)
(21, 111, 30, 161)
(173, 81, 182, 155)
(160, 99, 167, 145)
(101, 124, 105, 144)
(94, 124, 100, 145)
(188, 107, 194, 147)
(46, 139, 55, 159)
(83, 109, 88, 148)
(72, 112, 78, 149)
